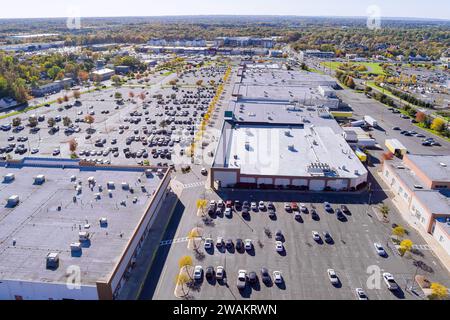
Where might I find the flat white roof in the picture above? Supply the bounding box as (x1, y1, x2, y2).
(225, 124, 367, 178)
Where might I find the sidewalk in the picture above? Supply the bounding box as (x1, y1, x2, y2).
(117, 191, 179, 300)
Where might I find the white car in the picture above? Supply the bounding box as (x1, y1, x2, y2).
(237, 270, 247, 289)
(193, 265, 203, 280)
(201, 168, 208, 175)
(284, 203, 291, 211)
(216, 236, 224, 248)
(216, 266, 224, 280)
(204, 238, 213, 250)
(312, 231, 321, 241)
(273, 270, 283, 284)
(224, 207, 232, 217)
(383, 272, 399, 290)
(244, 239, 252, 250)
(258, 201, 265, 210)
(300, 203, 307, 212)
(250, 202, 257, 211)
(355, 288, 368, 300)
(209, 200, 216, 207)
(31, 148, 39, 154)
(275, 241, 284, 252)
(217, 200, 224, 208)
(327, 269, 339, 285)
(374, 242, 387, 256)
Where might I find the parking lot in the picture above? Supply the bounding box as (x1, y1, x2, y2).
(148, 189, 450, 300)
(0, 63, 227, 168)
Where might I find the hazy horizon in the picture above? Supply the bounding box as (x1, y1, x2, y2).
(1, 0, 449, 20)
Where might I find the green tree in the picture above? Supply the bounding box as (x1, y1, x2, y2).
(12, 117, 21, 127)
(47, 117, 55, 127)
(63, 116, 72, 127)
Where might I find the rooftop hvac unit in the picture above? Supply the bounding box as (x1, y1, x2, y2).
(288, 144, 295, 151)
(285, 130, 291, 137)
(7, 195, 19, 207)
(157, 169, 164, 176)
(94, 193, 101, 199)
(88, 176, 95, 183)
(79, 231, 90, 241)
(107, 181, 115, 189)
(440, 162, 447, 167)
(34, 175, 45, 184)
(70, 242, 82, 252)
(121, 182, 129, 190)
(145, 169, 153, 176)
(70, 175, 76, 182)
(3, 173, 15, 182)
(46, 252, 59, 269)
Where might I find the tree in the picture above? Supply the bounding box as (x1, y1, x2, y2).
(78, 70, 89, 83)
(63, 95, 69, 102)
(196, 80, 203, 86)
(380, 204, 390, 218)
(188, 228, 201, 250)
(392, 226, 406, 239)
(429, 283, 448, 300)
(28, 117, 38, 128)
(346, 76, 356, 89)
(430, 118, 445, 132)
(47, 117, 55, 127)
(415, 111, 426, 123)
(114, 92, 122, 100)
(12, 117, 21, 127)
(57, 97, 63, 104)
(178, 256, 193, 270)
(169, 80, 178, 86)
(399, 239, 413, 256)
(138, 92, 146, 101)
(84, 114, 94, 125)
(69, 138, 78, 154)
(196, 199, 207, 215)
(63, 116, 72, 127)
(111, 75, 121, 87)
(159, 120, 168, 129)
(73, 90, 81, 99)
(175, 272, 191, 296)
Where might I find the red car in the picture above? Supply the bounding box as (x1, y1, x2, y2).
(226, 200, 233, 208)
(291, 202, 299, 211)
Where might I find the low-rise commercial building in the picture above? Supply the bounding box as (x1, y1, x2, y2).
(0, 157, 171, 300)
(90, 68, 115, 82)
(381, 154, 450, 256)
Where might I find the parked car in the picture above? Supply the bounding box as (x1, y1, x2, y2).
(244, 239, 252, 250)
(355, 288, 368, 300)
(327, 269, 339, 285)
(237, 270, 247, 289)
(273, 271, 283, 284)
(193, 265, 203, 280)
(248, 271, 257, 284)
(205, 266, 214, 279)
(261, 267, 271, 284)
(383, 272, 399, 290)
(312, 231, 321, 242)
(216, 266, 224, 280)
(204, 238, 213, 250)
(275, 241, 284, 252)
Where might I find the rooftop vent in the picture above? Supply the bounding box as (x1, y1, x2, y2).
(396, 165, 405, 169)
(414, 184, 423, 189)
(79, 231, 90, 242)
(439, 162, 447, 167)
(70, 242, 82, 252)
(121, 182, 129, 190)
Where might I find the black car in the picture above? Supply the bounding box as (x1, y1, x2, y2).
(225, 239, 233, 248)
(261, 268, 271, 284)
(236, 239, 243, 251)
(205, 266, 214, 279)
(323, 232, 333, 243)
(242, 208, 249, 216)
(340, 205, 350, 213)
(268, 209, 276, 219)
(248, 271, 257, 284)
(311, 209, 319, 220)
(243, 201, 250, 209)
(275, 230, 283, 241)
(336, 209, 345, 221)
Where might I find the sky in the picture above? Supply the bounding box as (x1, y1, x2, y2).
(0, 0, 449, 20)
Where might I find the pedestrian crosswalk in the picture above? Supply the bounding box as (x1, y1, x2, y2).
(160, 237, 189, 246)
(182, 181, 205, 189)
